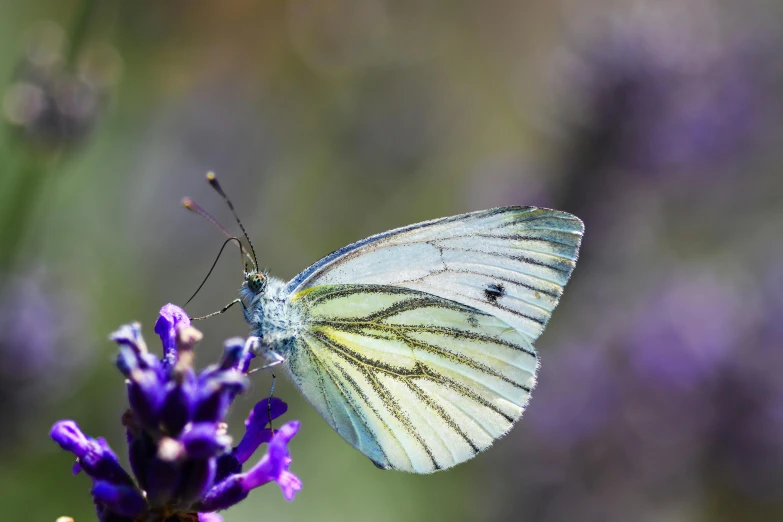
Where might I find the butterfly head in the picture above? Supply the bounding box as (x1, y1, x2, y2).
(246, 271, 268, 294)
(239, 270, 269, 311)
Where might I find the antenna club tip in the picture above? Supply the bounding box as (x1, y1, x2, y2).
(206, 171, 216, 182)
(181, 197, 194, 208)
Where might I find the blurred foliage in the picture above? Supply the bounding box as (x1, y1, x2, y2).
(1, 0, 783, 521)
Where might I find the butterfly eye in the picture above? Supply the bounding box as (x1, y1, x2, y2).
(247, 273, 267, 293)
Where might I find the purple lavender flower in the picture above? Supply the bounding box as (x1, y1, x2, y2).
(525, 343, 618, 449)
(555, 3, 768, 178)
(2, 21, 121, 153)
(50, 304, 301, 521)
(0, 268, 86, 442)
(627, 272, 748, 390)
(550, 2, 775, 236)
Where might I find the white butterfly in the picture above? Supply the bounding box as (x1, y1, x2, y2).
(186, 180, 583, 473)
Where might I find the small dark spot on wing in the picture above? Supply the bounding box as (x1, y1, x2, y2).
(484, 283, 505, 303)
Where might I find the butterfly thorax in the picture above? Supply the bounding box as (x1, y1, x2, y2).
(240, 276, 297, 357)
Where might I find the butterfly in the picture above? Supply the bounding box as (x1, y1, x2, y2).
(186, 174, 583, 474)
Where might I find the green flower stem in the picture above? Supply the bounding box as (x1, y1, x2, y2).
(65, 0, 98, 68)
(0, 154, 51, 271)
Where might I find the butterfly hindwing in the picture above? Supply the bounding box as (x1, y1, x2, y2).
(286, 284, 538, 473)
(285, 207, 583, 343)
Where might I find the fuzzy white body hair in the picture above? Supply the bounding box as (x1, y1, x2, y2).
(240, 276, 298, 358)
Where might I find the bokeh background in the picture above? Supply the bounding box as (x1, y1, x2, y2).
(1, 0, 782, 521)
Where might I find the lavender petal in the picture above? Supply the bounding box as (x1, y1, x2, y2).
(91, 481, 147, 518)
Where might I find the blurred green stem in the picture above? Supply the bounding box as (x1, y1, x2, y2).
(65, 0, 97, 67)
(0, 0, 100, 272)
(0, 156, 49, 271)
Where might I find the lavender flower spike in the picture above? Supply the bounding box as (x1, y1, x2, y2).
(154, 303, 191, 369)
(197, 421, 302, 511)
(51, 304, 301, 522)
(50, 421, 135, 487)
(234, 397, 288, 463)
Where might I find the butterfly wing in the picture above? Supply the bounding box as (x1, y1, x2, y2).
(285, 284, 538, 473)
(285, 207, 583, 345)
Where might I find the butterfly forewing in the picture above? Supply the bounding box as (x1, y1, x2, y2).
(285, 207, 583, 343)
(277, 206, 582, 473)
(286, 284, 538, 473)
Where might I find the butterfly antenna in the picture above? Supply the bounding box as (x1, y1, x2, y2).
(182, 197, 255, 270)
(206, 171, 259, 271)
(184, 237, 247, 307)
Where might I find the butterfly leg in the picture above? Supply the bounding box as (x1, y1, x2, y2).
(248, 351, 285, 430)
(191, 298, 245, 321)
(248, 350, 285, 372)
(267, 370, 277, 430)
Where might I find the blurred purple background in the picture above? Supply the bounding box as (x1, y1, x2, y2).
(1, 1, 782, 521)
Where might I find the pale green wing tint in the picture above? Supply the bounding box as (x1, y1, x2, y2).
(285, 207, 584, 344)
(286, 284, 538, 473)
